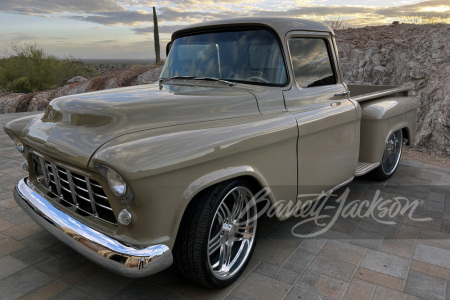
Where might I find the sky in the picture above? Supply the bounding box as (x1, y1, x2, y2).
(0, 0, 449, 60)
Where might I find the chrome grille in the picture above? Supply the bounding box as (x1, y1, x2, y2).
(32, 153, 117, 225)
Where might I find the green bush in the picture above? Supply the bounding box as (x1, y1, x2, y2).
(10, 77, 31, 93)
(0, 43, 97, 93)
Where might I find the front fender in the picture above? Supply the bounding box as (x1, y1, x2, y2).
(91, 114, 298, 248)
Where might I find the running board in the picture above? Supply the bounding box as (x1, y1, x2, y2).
(355, 162, 380, 176)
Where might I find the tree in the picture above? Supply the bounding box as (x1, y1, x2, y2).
(153, 7, 161, 64)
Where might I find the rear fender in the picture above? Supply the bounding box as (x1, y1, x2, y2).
(359, 96, 418, 163)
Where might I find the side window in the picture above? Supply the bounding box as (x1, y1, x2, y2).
(288, 38, 336, 88)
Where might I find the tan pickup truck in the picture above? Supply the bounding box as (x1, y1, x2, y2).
(4, 17, 418, 288)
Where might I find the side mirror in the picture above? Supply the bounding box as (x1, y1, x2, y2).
(166, 41, 172, 56)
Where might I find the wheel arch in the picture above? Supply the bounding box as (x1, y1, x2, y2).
(173, 167, 271, 249)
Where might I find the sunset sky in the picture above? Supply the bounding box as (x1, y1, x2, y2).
(0, 0, 449, 60)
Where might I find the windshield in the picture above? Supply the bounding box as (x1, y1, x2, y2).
(160, 29, 288, 86)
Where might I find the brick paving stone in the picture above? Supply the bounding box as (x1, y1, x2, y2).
(21, 280, 68, 300)
(254, 261, 280, 278)
(429, 192, 446, 203)
(229, 272, 290, 300)
(35, 250, 89, 278)
(354, 267, 405, 291)
(410, 260, 450, 281)
(326, 217, 360, 235)
(396, 224, 419, 239)
(50, 288, 91, 300)
(318, 239, 365, 265)
(349, 228, 383, 250)
(361, 249, 410, 279)
(307, 254, 357, 281)
(109, 281, 173, 300)
(0, 218, 14, 231)
(342, 278, 375, 300)
(427, 200, 445, 213)
(311, 227, 352, 242)
(0, 232, 25, 257)
(404, 270, 446, 300)
(253, 238, 299, 267)
(413, 243, 450, 269)
(21, 230, 61, 251)
(283, 287, 333, 300)
(282, 248, 315, 274)
(74, 269, 135, 300)
(298, 238, 327, 253)
(294, 270, 348, 300)
(10, 246, 51, 265)
(372, 286, 420, 300)
(2, 210, 31, 225)
(60, 263, 99, 285)
(379, 239, 415, 258)
(358, 221, 398, 238)
(0, 267, 52, 300)
(1, 220, 43, 240)
(0, 255, 28, 280)
(0, 198, 18, 208)
(274, 268, 300, 285)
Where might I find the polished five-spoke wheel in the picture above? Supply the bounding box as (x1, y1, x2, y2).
(208, 187, 257, 280)
(174, 179, 258, 288)
(370, 129, 403, 180)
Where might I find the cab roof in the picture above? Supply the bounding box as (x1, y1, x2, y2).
(172, 17, 333, 40)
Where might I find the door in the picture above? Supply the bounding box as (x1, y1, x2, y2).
(283, 34, 359, 199)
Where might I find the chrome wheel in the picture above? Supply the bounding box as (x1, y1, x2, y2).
(207, 186, 257, 280)
(381, 130, 403, 176)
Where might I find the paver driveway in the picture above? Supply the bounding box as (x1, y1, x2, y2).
(1, 112, 450, 300)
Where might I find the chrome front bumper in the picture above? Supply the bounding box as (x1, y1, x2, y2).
(14, 178, 173, 278)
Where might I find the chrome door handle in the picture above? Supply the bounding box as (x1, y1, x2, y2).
(334, 90, 350, 97)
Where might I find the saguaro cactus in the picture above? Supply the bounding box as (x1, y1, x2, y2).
(153, 7, 161, 64)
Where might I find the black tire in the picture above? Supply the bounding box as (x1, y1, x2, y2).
(369, 129, 403, 181)
(173, 179, 258, 288)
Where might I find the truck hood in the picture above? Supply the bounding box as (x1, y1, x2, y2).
(22, 83, 259, 169)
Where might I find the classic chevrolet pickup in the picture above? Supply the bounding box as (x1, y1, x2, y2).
(5, 17, 418, 288)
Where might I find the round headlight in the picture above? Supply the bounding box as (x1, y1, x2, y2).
(14, 138, 24, 153)
(106, 168, 127, 197)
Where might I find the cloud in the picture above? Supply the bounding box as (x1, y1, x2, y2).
(11, 35, 37, 41)
(0, 0, 448, 30)
(68, 10, 151, 25)
(132, 25, 187, 34)
(0, 0, 125, 15)
(93, 39, 118, 43)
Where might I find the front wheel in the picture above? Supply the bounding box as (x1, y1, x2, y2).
(174, 179, 258, 288)
(370, 129, 403, 180)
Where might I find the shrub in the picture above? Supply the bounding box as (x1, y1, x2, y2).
(10, 77, 31, 93)
(321, 16, 348, 31)
(401, 12, 449, 25)
(0, 43, 97, 93)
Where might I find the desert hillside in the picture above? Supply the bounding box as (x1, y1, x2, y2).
(0, 24, 448, 155)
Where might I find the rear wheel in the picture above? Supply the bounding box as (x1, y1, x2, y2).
(370, 129, 403, 180)
(174, 179, 258, 288)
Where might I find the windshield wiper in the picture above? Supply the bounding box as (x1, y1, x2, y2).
(159, 76, 194, 82)
(193, 77, 236, 86)
(160, 76, 236, 86)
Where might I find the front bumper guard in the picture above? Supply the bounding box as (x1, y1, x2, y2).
(14, 178, 173, 278)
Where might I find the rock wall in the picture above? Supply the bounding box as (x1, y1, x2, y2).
(336, 24, 450, 155)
